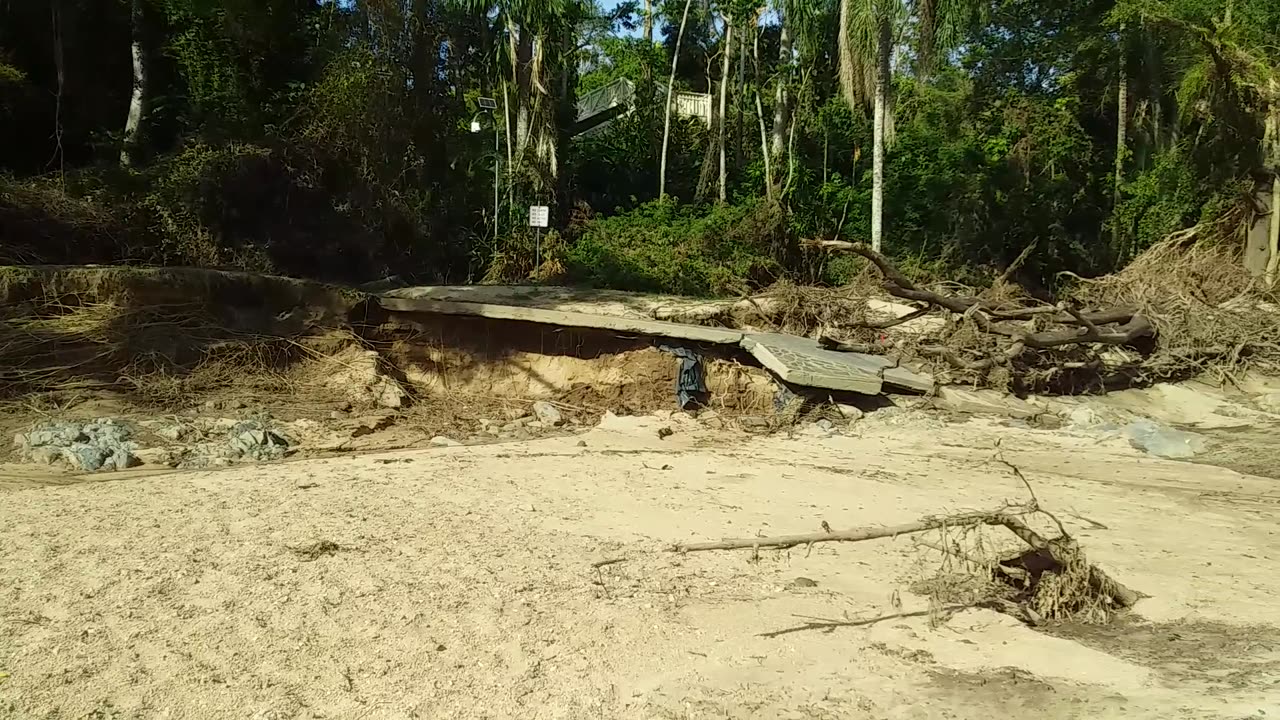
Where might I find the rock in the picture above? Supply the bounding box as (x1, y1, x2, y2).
(698, 410, 721, 422)
(532, 402, 564, 426)
(156, 425, 187, 442)
(62, 444, 110, 472)
(1067, 406, 1101, 428)
(657, 427, 674, 439)
(478, 418, 495, 429)
(836, 404, 864, 421)
(329, 410, 347, 421)
(28, 446, 62, 466)
(1256, 392, 1280, 414)
(1032, 413, 1064, 430)
(576, 440, 587, 447)
(501, 417, 534, 432)
(230, 400, 247, 410)
(204, 399, 223, 411)
(738, 416, 770, 431)
(815, 418, 834, 432)
(321, 347, 409, 409)
(790, 577, 819, 589)
(430, 436, 462, 447)
(932, 387, 1038, 419)
(799, 422, 834, 437)
(526, 420, 545, 430)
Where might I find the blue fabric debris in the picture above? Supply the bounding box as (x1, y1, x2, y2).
(658, 345, 708, 410)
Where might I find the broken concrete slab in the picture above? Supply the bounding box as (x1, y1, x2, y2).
(741, 333, 934, 395)
(378, 297, 745, 345)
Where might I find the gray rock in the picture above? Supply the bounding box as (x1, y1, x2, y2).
(28, 446, 62, 466)
(430, 436, 462, 447)
(816, 418, 834, 432)
(156, 425, 187, 442)
(1256, 392, 1280, 414)
(532, 402, 564, 426)
(62, 444, 109, 472)
(835, 404, 864, 421)
(799, 422, 834, 438)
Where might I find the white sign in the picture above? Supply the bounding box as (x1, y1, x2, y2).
(528, 205, 550, 228)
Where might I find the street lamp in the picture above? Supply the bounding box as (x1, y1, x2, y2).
(475, 97, 499, 242)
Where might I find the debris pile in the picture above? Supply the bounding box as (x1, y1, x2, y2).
(148, 417, 292, 469)
(14, 419, 140, 472)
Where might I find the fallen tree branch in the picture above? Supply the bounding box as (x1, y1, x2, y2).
(671, 505, 1034, 553)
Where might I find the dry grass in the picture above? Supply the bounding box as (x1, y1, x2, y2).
(1072, 229, 1280, 384)
(910, 521, 1121, 626)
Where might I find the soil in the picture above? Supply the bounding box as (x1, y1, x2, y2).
(2, 410, 1279, 719)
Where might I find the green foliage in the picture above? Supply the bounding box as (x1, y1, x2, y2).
(0, 60, 22, 87)
(567, 200, 785, 295)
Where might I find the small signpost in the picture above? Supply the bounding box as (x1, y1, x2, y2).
(528, 205, 549, 268)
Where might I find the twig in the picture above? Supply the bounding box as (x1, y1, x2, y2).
(591, 557, 627, 569)
(994, 240, 1038, 287)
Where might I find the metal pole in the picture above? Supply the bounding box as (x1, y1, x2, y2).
(493, 117, 500, 243)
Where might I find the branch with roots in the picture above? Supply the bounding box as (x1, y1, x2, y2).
(668, 460, 1140, 619)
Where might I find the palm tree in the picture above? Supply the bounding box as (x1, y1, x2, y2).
(837, 0, 971, 252)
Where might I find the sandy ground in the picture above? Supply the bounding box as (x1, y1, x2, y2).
(2, 412, 1279, 719)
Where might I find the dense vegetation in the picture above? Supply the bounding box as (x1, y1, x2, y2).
(1, 0, 1278, 295)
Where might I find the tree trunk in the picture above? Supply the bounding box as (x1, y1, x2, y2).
(1268, 172, 1280, 287)
(1145, 39, 1162, 154)
(1266, 84, 1280, 287)
(643, 0, 653, 43)
(870, 21, 890, 252)
(753, 24, 772, 201)
(659, 0, 694, 199)
(120, 0, 147, 167)
(1113, 33, 1129, 249)
(770, 6, 792, 160)
(718, 15, 733, 205)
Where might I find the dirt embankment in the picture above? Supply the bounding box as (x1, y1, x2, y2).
(1, 266, 781, 484)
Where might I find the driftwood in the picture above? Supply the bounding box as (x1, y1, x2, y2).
(671, 504, 1138, 611)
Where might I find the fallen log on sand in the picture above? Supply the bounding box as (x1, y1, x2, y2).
(671, 503, 1139, 613)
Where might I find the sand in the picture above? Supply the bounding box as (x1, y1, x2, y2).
(2, 411, 1278, 719)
